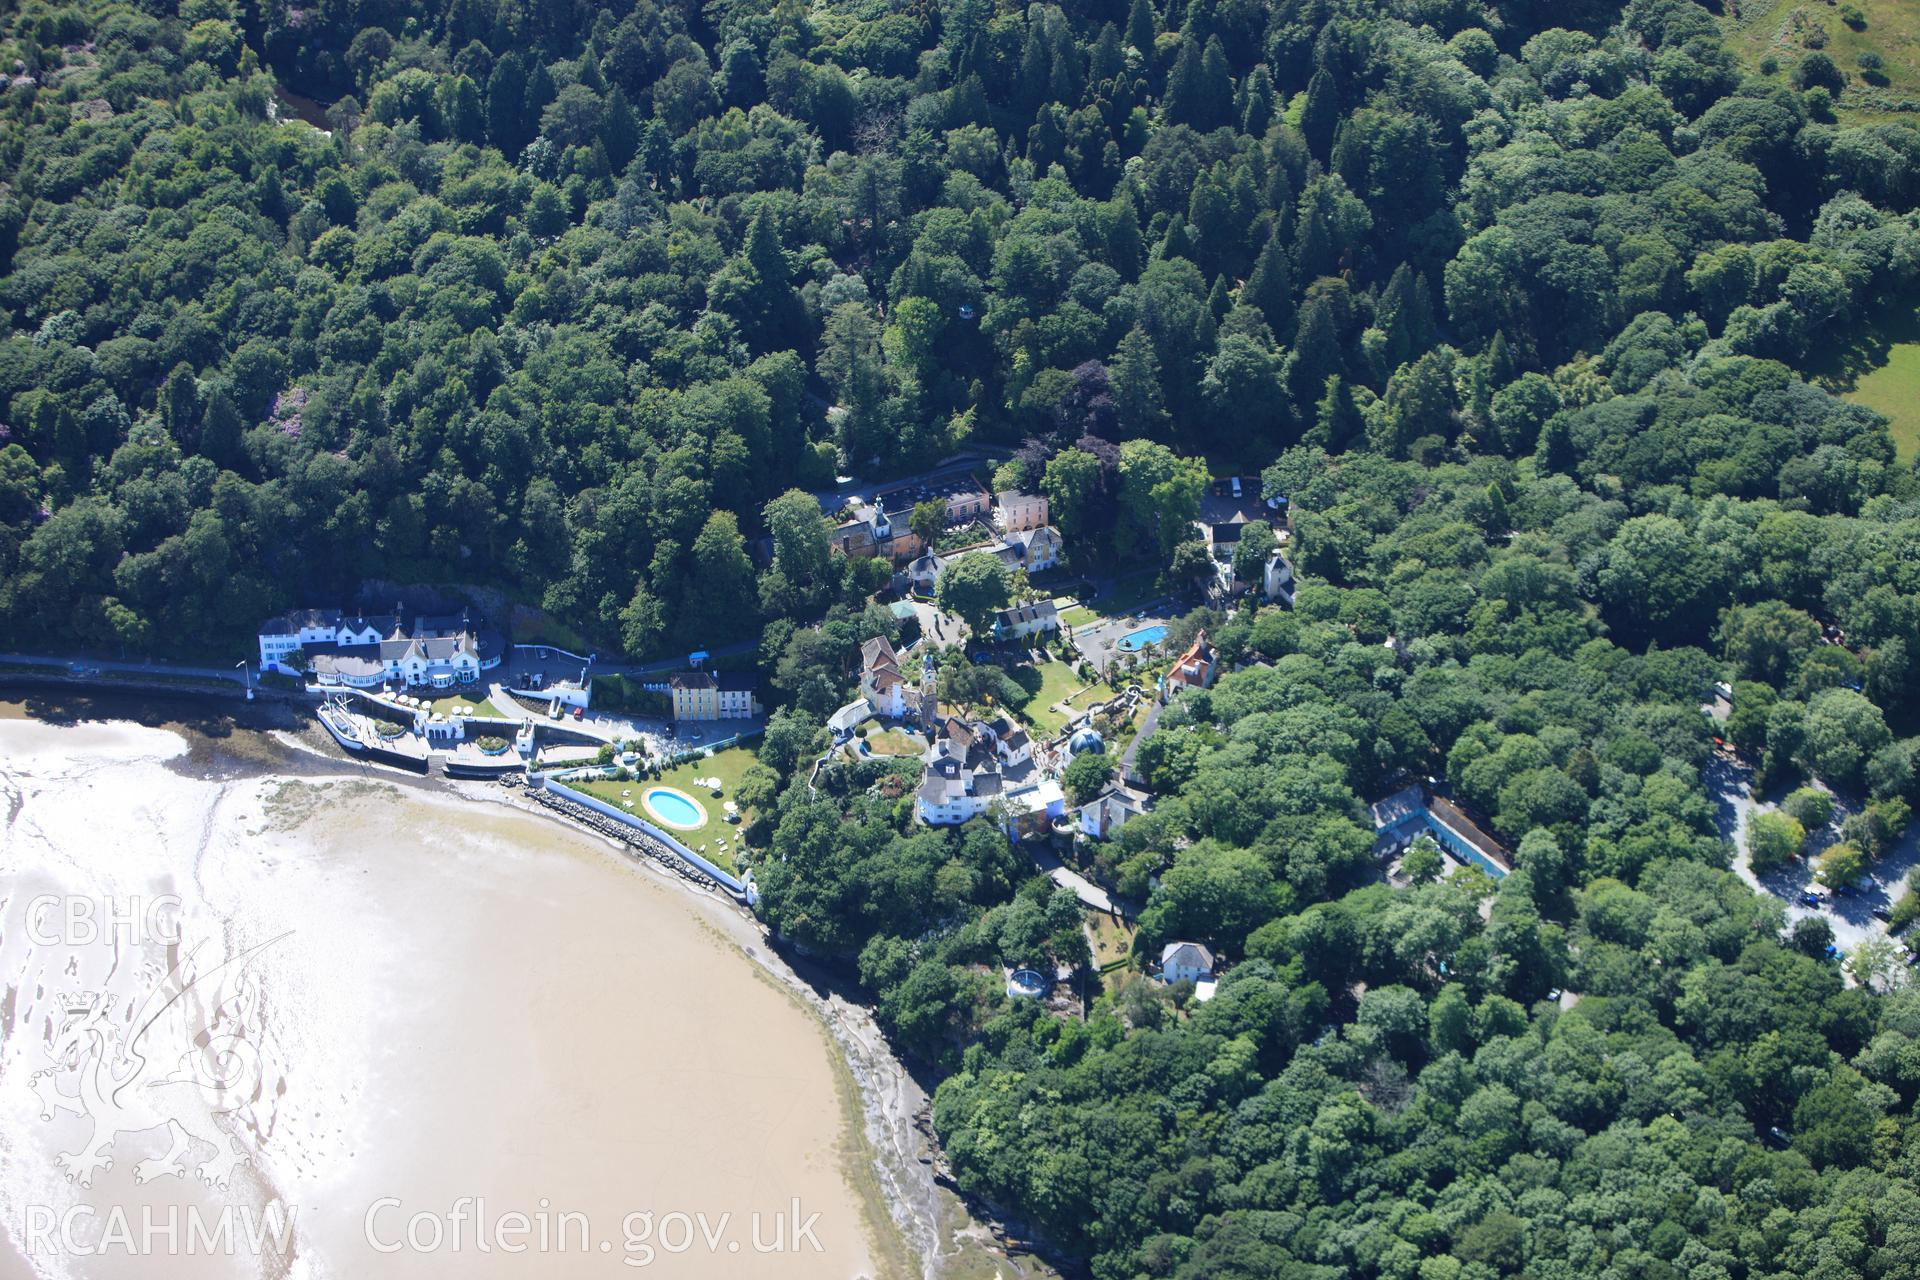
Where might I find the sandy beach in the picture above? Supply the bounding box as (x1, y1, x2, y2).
(0, 713, 893, 1279)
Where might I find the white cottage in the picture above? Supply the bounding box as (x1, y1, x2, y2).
(1159, 941, 1215, 986)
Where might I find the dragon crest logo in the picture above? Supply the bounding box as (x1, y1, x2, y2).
(29, 932, 288, 1191)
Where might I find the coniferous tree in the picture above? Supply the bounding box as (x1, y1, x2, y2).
(1107, 196, 1144, 279)
(1239, 64, 1275, 136)
(1090, 24, 1125, 85)
(1018, 21, 1050, 113)
(1300, 67, 1339, 158)
(1195, 37, 1234, 130)
(1206, 273, 1231, 320)
(601, 86, 639, 170)
(1162, 39, 1201, 126)
(486, 51, 528, 151)
(1159, 217, 1196, 265)
(1486, 329, 1518, 384)
(1243, 226, 1295, 336)
(1313, 374, 1364, 452)
(1111, 325, 1170, 438)
(160, 365, 201, 448)
(1127, 0, 1157, 60)
(197, 388, 242, 468)
(1288, 295, 1343, 408)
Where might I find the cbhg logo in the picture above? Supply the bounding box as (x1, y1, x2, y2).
(31, 934, 287, 1190)
(27, 895, 183, 947)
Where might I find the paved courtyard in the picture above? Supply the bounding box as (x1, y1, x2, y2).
(1073, 610, 1179, 678)
(1713, 755, 1917, 957)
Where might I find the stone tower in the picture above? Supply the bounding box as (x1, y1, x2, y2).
(920, 651, 938, 731)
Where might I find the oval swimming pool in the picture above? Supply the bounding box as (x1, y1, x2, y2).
(643, 787, 706, 830)
(1118, 623, 1169, 651)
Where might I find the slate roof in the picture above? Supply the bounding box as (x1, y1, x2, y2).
(261, 607, 343, 635)
(996, 600, 1059, 629)
(1160, 941, 1215, 974)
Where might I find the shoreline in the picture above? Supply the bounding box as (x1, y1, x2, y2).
(444, 774, 1048, 1280)
(0, 687, 1049, 1280)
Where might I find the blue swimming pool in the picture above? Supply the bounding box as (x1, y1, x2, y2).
(1118, 624, 1169, 651)
(644, 787, 705, 829)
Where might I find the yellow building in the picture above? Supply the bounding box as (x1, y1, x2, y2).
(669, 670, 760, 721)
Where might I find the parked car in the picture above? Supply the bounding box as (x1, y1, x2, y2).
(1872, 906, 1892, 922)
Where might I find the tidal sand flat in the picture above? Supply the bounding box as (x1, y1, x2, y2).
(0, 715, 886, 1278)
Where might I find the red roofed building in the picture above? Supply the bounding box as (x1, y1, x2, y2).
(1162, 629, 1218, 698)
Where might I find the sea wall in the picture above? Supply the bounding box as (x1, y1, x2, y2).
(535, 775, 749, 899)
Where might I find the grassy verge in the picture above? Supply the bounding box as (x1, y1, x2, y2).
(513, 612, 590, 652)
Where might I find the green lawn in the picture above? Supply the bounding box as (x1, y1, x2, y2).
(1802, 302, 1920, 463)
(1846, 342, 1920, 462)
(858, 726, 925, 756)
(1087, 910, 1139, 971)
(426, 691, 519, 719)
(1013, 659, 1118, 736)
(574, 744, 760, 871)
(1723, 0, 1920, 124)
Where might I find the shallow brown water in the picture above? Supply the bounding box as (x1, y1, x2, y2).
(0, 715, 888, 1279)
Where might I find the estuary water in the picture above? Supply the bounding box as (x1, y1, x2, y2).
(0, 708, 896, 1279)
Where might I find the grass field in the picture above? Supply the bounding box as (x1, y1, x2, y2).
(1722, 0, 1920, 123)
(1802, 302, 1920, 462)
(1845, 342, 1920, 461)
(575, 744, 759, 871)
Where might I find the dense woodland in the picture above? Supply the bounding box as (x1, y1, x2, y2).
(6, 0, 1920, 1277)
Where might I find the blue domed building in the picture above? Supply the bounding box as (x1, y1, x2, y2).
(1067, 726, 1105, 757)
